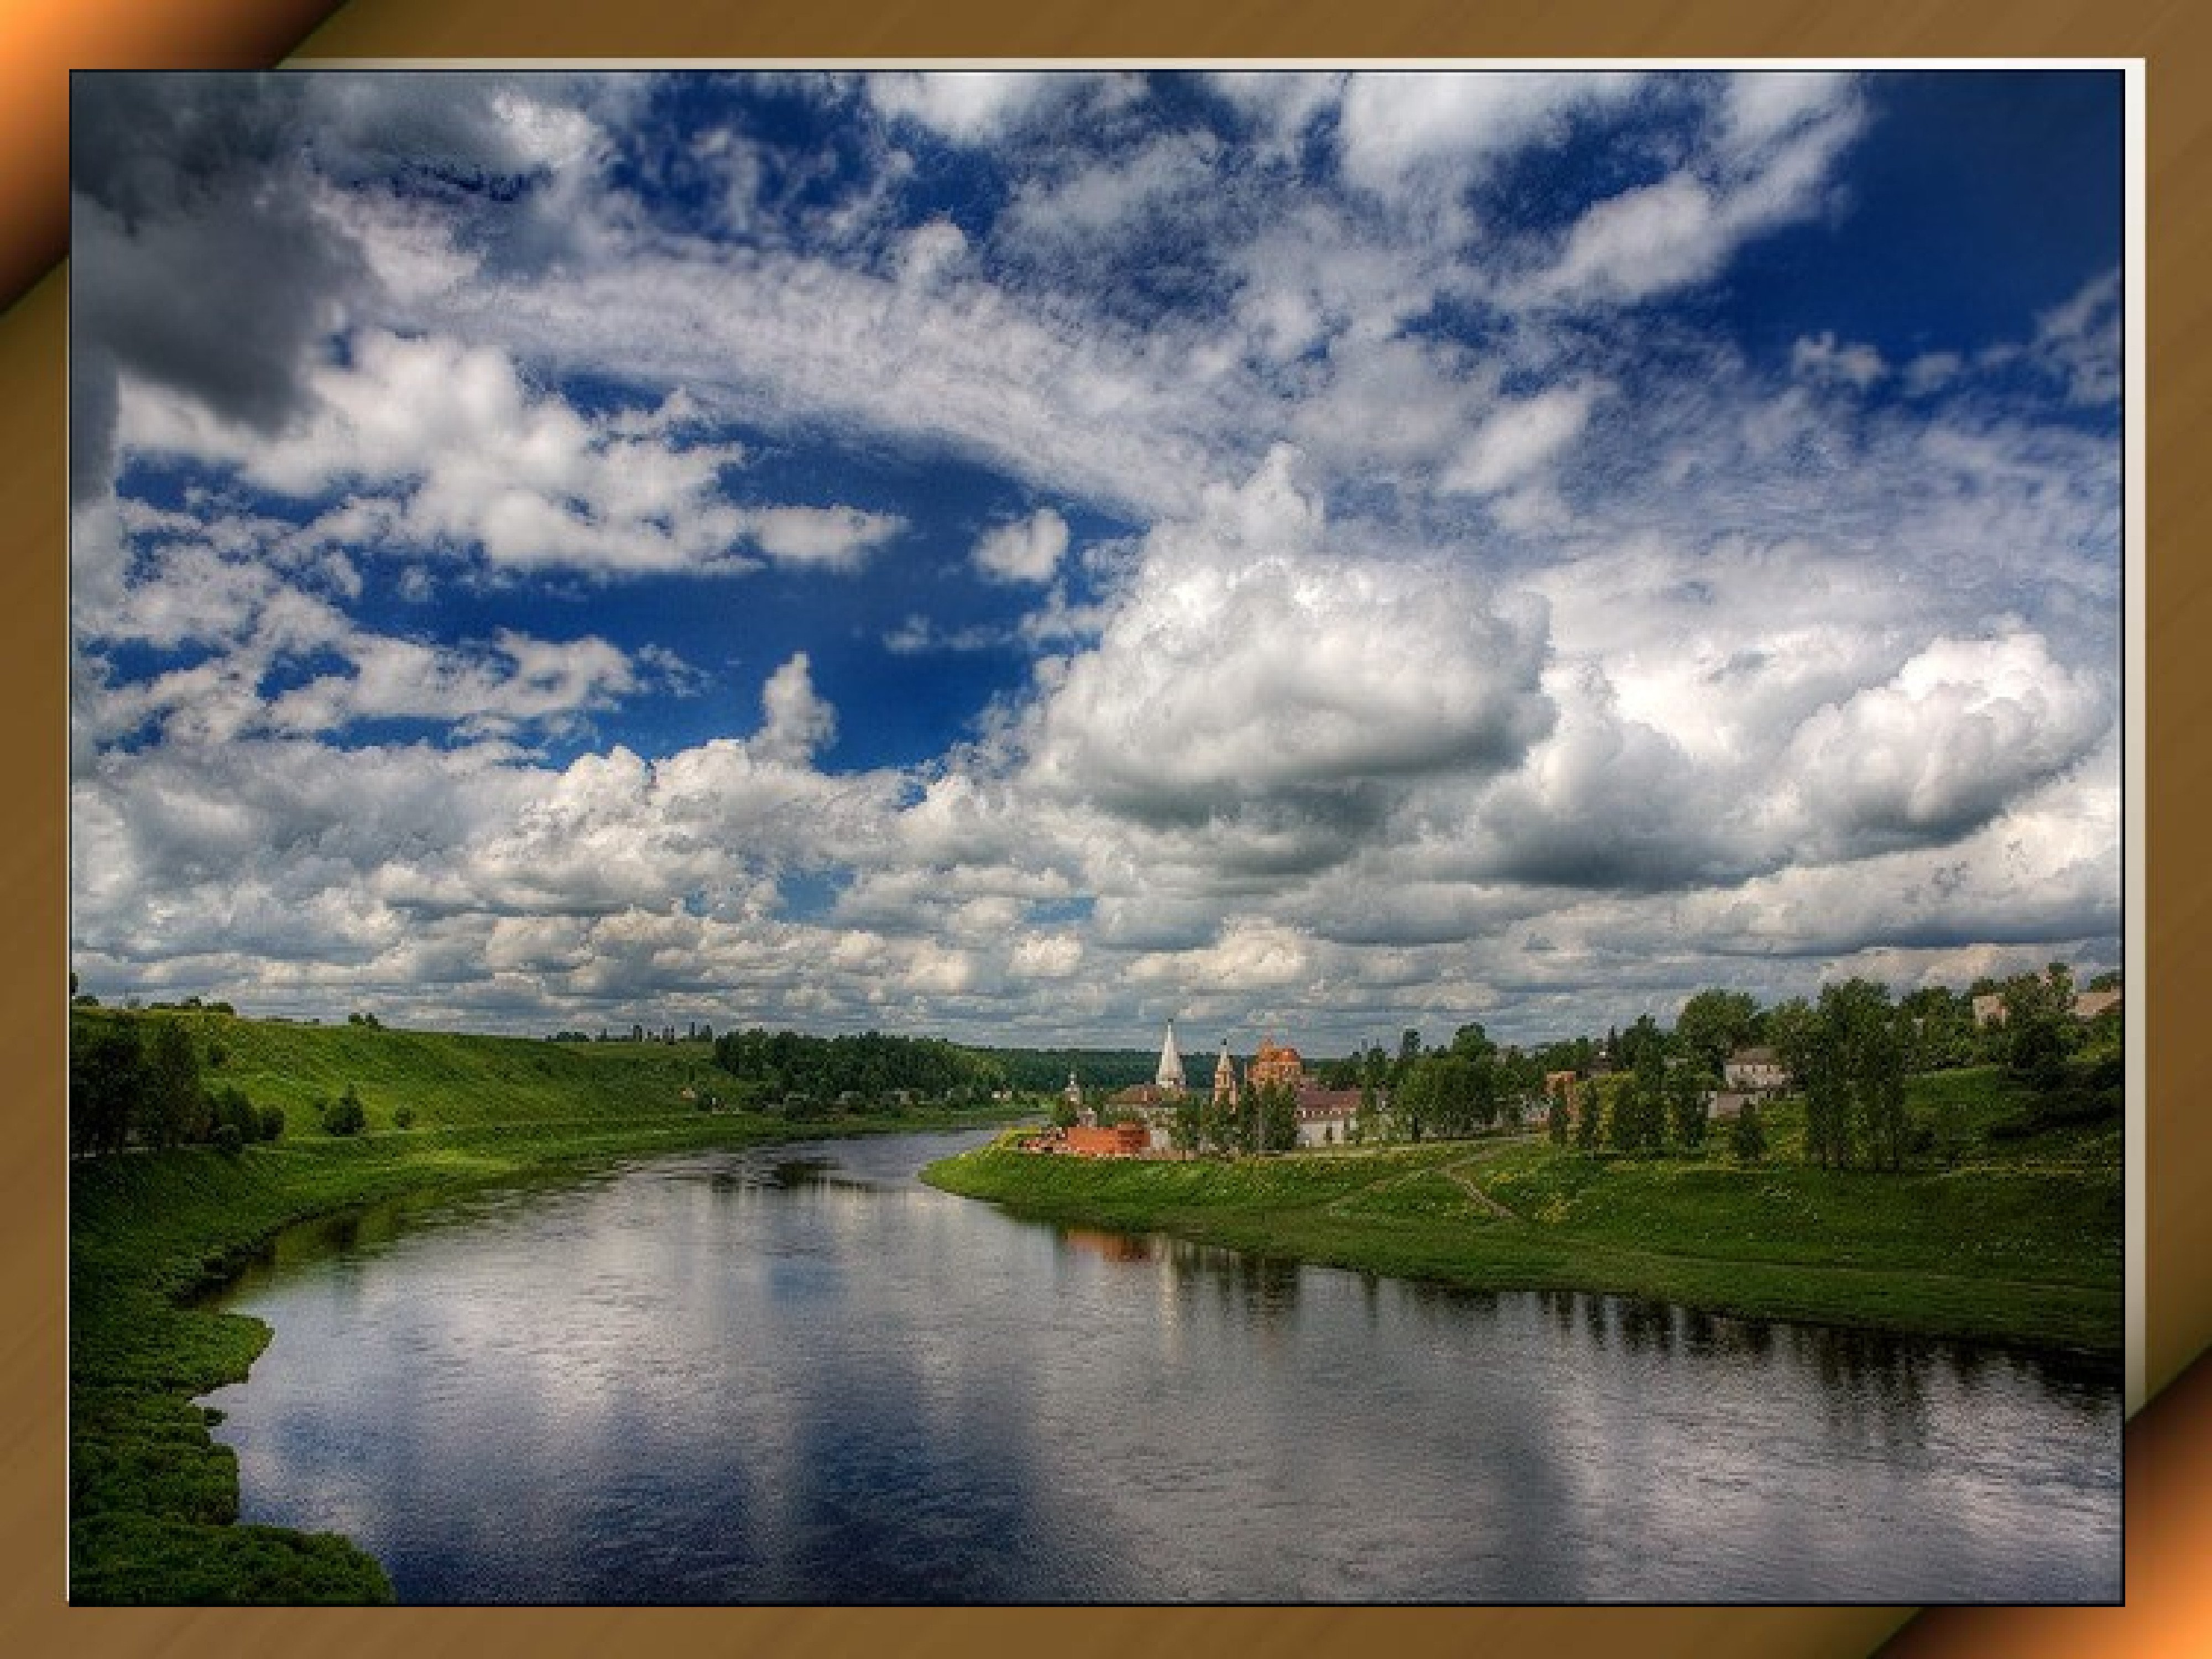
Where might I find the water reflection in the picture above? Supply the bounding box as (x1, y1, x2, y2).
(200, 1129, 2121, 1605)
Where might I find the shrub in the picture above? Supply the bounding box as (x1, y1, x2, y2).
(392, 1104, 416, 1129)
(211, 1124, 244, 1156)
(320, 1087, 367, 1136)
(256, 1104, 285, 1142)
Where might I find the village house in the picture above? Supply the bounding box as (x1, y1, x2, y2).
(1722, 1047, 1789, 1092)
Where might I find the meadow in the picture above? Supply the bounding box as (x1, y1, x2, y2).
(923, 1067, 2123, 1360)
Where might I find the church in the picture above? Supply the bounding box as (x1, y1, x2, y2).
(1073, 1020, 1369, 1153)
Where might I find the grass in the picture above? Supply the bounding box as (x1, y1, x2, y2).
(69, 1010, 1026, 1604)
(923, 1068, 2122, 1361)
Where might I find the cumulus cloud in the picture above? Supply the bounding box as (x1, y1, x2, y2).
(1776, 631, 2109, 849)
(740, 505, 905, 572)
(972, 508, 1070, 584)
(1021, 448, 1552, 831)
(754, 653, 837, 762)
(113, 329, 910, 581)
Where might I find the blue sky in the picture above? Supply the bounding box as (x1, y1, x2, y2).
(69, 68, 2127, 1050)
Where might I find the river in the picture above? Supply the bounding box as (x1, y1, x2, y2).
(198, 1127, 2121, 1604)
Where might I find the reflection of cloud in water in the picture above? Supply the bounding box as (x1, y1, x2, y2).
(200, 1132, 2121, 1603)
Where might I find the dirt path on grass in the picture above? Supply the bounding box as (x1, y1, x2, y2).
(1321, 1136, 1535, 1223)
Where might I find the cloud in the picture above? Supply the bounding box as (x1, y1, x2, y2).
(66, 70, 2124, 1049)
(1527, 71, 1864, 310)
(972, 508, 1070, 584)
(1443, 385, 1598, 497)
(113, 329, 912, 582)
(1020, 447, 1553, 833)
(1776, 630, 2109, 849)
(740, 505, 905, 572)
(264, 629, 639, 740)
(1791, 331, 1888, 390)
(1336, 71, 1646, 195)
(2033, 268, 2122, 405)
(999, 129, 1226, 251)
(865, 71, 1076, 144)
(1008, 932, 1083, 979)
(754, 653, 837, 762)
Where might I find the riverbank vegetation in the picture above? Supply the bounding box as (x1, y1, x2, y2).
(924, 1064, 2122, 1360)
(69, 1008, 1030, 1604)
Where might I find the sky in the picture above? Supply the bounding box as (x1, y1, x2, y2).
(67, 67, 2128, 1052)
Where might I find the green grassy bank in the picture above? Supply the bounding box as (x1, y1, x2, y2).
(923, 1069, 2122, 1361)
(69, 1011, 1024, 1604)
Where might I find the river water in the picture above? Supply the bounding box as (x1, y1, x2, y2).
(198, 1128, 2121, 1604)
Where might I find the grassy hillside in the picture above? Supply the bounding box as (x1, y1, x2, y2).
(924, 1067, 2122, 1359)
(68, 1009, 1024, 1604)
(79, 1004, 728, 1131)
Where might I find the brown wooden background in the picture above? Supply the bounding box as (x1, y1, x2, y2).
(6, 2, 2203, 1652)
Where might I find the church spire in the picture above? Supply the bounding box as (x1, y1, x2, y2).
(1156, 1019, 1187, 1093)
(1213, 1037, 1239, 1109)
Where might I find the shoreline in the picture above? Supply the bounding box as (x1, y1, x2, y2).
(919, 1130, 2124, 1367)
(70, 1107, 1025, 1604)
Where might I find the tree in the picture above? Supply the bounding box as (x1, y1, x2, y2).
(322, 1084, 368, 1136)
(210, 1084, 258, 1145)
(1448, 1021, 1497, 1065)
(71, 1021, 145, 1156)
(140, 1019, 207, 1150)
(1574, 1074, 1609, 1152)
(2002, 968, 2076, 1094)
(1665, 1060, 1711, 1151)
(1546, 1082, 1570, 1146)
(1731, 1100, 1768, 1164)
(1789, 980, 1911, 1171)
(1673, 989, 1759, 1079)
(1172, 1092, 1206, 1155)
(1898, 985, 1974, 1073)
(1254, 1082, 1298, 1154)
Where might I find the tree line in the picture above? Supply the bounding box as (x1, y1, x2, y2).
(710, 1026, 1008, 1109)
(69, 1015, 282, 1156)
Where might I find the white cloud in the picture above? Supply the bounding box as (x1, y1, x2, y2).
(265, 629, 639, 740)
(1337, 71, 1645, 195)
(1545, 174, 1727, 304)
(1776, 630, 2109, 847)
(754, 653, 838, 763)
(972, 508, 1070, 584)
(740, 505, 905, 572)
(1443, 384, 1598, 497)
(1000, 129, 1224, 249)
(1527, 72, 1864, 310)
(1009, 932, 1084, 979)
(1791, 331, 1888, 390)
(1020, 447, 1552, 826)
(865, 71, 1070, 144)
(2034, 268, 2122, 405)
